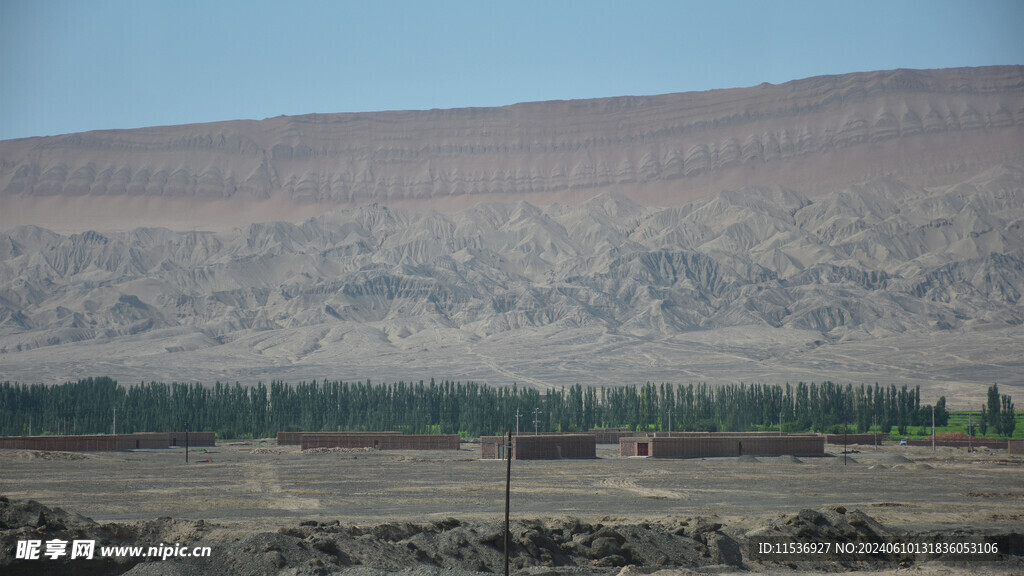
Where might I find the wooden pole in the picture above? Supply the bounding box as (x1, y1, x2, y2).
(843, 422, 847, 466)
(504, 429, 512, 576)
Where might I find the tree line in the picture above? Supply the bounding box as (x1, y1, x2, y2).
(978, 383, 1017, 437)
(0, 376, 999, 440)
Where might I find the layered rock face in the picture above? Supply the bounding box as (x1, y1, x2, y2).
(2, 66, 1023, 231)
(1, 168, 1022, 397)
(0, 67, 1022, 396)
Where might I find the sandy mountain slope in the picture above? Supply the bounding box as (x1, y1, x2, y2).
(1, 165, 1022, 401)
(1, 66, 1023, 232)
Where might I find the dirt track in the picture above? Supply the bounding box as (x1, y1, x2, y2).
(1, 441, 1022, 574)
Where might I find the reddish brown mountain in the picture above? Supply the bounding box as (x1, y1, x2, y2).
(2, 66, 1022, 232)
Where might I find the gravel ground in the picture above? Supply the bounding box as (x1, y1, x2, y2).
(1, 441, 1021, 574)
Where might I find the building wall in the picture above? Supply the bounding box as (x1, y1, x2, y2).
(376, 435, 461, 450)
(619, 437, 647, 457)
(511, 435, 596, 460)
(1009, 439, 1024, 455)
(0, 432, 214, 452)
(0, 435, 118, 451)
(122, 433, 171, 449)
(650, 437, 740, 458)
(619, 435, 825, 459)
(731, 436, 825, 457)
(480, 435, 597, 459)
(167, 431, 216, 447)
(480, 436, 505, 459)
(300, 434, 460, 450)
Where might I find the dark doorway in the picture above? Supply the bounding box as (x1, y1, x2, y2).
(637, 442, 649, 456)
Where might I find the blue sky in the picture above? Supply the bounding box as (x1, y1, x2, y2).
(2, 0, 1022, 140)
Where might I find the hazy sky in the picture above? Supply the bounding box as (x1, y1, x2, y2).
(2, 0, 1022, 140)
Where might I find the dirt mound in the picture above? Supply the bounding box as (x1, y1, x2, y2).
(2, 497, 1019, 575)
(0, 496, 206, 575)
(737, 455, 761, 464)
(302, 447, 377, 454)
(0, 496, 91, 532)
(936, 432, 973, 441)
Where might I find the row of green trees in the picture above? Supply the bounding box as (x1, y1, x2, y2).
(0, 377, 979, 439)
(978, 383, 1016, 436)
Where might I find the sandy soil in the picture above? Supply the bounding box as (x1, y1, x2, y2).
(1, 442, 1021, 574)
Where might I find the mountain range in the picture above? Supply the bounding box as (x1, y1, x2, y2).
(1, 66, 1022, 403)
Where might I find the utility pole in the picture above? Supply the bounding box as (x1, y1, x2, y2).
(667, 407, 672, 438)
(503, 430, 512, 576)
(28, 415, 32, 436)
(113, 408, 117, 436)
(514, 409, 521, 437)
(873, 415, 877, 451)
(532, 409, 542, 435)
(968, 413, 973, 453)
(779, 409, 783, 436)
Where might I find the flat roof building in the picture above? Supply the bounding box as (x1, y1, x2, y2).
(480, 434, 596, 460)
(620, 434, 824, 458)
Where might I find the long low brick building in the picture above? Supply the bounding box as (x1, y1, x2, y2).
(480, 434, 597, 460)
(0, 432, 215, 452)
(300, 433, 460, 451)
(277, 431, 401, 445)
(168, 431, 216, 447)
(620, 434, 824, 458)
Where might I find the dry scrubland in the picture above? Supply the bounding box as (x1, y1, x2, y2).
(1, 442, 1022, 575)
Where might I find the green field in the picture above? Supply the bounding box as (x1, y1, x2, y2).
(897, 411, 1024, 440)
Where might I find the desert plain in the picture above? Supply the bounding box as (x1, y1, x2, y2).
(1, 441, 1022, 575)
